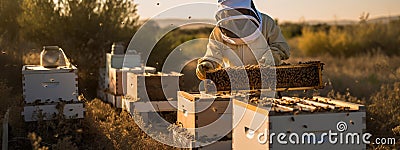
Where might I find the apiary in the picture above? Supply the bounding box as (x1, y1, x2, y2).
(232, 96, 366, 150)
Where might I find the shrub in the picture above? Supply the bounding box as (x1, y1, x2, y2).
(83, 99, 175, 149)
(297, 21, 400, 57)
(287, 53, 400, 99)
(367, 82, 400, 137)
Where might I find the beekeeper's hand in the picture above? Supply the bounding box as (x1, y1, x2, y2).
(259, 50, 282, 66)
(196, 61, 214, 80)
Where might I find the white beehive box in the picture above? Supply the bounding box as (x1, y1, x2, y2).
(115, 95, 122, 108)
(23, 103, 84, 122)
(122, 49, 141, 68)
(176, 91, 232, 149)
(106, 43, 142, 70)
(106, 93, 122, 108)
(232, 96, 366, 150)
(107, 68, 124, 95)
(126, 72, 183, 101)
(171, 132, 232, 150)
(106, 93, 116, 106)
(106, 67, 157, 96)
(106, 53, 124, 69)
(22, 65, 78, 104)
(122, 97, 134, 112)
(122, 96, 177, 113)
(105, 53, 123, 95)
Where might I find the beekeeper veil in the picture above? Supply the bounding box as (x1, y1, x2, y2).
(216, 0, 262, 44)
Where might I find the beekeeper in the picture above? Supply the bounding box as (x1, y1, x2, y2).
(196, 0, 290, 80)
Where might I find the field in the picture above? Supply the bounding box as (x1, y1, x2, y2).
(0, 0, 399, 148)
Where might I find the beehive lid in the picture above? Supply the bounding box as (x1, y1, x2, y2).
(22, 65, 77, 74)
(139, 72, 183, 76)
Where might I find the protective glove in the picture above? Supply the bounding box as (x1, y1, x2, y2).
(259, 50, 282, 66)
(196, 61, 215, 80)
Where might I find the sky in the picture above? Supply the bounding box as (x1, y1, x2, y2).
(134, 0, 400, 22)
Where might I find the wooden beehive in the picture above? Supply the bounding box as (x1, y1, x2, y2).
(22, 64, 84, 122)
(176, 91, 232, 149)
(107, 68, 124, 95)
(22, 65, 78, 104)
(232, 96, 366, 150)
(126, 72, 183, 101)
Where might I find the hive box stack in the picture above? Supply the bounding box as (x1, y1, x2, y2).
(232, 96, 366, 149)
(103, 43, 125, 108)
(123, 72, 183, 114)
(102, 43, 156, 108)
(173, 91, 232, 149)
(22, 46, 84, 122)
(122, 72, 182, 132)
(22, 65, 84, 122)
(107, 67, 124, 107)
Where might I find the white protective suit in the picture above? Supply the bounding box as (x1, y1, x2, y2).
(196, 0, 290, 80)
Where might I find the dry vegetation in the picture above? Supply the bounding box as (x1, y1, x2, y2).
(296, 21, 400, 57)
(284, 20, 400, 149)
(367, 82, 400, 149)
(82, 99, 175, 150)
(2, 98, 177, 149)
(287, 53, 400, 99)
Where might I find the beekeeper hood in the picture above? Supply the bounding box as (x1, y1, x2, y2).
(216, 0, 262, 44)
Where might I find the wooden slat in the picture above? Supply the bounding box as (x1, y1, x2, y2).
(281, 97, 298, 102)
(273, 98, 297, 105)
(218, 86, 321, 93)
(178, 91, 196, 101)
(296, 103, 317, 112)
(301, 99, 337, 110)
(313, 96, 365, 111)
(273, 104, 294, 112)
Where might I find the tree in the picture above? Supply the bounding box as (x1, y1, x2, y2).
(0, 0, 22, 65)
(18, 0, 63, 45)
(17, 0, 139, 98)
(0, 0, 22, 45)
